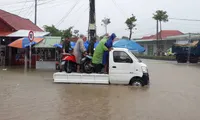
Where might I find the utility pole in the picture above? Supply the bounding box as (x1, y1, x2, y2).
(35, 0, 37, 25)
(102, 17, 111, 34)
(88, 0, 96, 55)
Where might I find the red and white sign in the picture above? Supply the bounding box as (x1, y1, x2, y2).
(28, 31, 34, 42)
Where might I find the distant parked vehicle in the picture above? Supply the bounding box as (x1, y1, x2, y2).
(172, 41, 200, 63)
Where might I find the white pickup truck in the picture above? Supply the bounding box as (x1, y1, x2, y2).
(53, 48, 149, 87)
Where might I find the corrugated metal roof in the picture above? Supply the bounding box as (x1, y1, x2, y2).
(141, 30, 183, 40)
(0, 10, 43, 31)
(7, 29, 50, 37)
(34, 36, 61, 48)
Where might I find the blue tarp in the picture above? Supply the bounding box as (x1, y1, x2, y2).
(113, 39, 145, 53)
(54, 41, 99, 50)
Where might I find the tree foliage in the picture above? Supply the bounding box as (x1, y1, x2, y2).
(43, 25, 73, 39)
(125, 14, 137, 40)
(153, 10, 168, 22)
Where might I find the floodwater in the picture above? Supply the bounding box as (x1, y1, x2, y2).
(1, 60, 200, 120)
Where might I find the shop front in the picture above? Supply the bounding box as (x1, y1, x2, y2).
(34, 36, 62, 70)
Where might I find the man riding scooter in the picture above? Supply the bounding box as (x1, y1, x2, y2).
(59, 37, 72, 72)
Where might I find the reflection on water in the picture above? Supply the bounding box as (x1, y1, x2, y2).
(1, 60, 200, 120)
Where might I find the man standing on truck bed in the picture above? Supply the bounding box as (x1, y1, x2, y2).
(73, 34, 87, 73)
(92, 34, 109, 73)
(103, 33, 116, 73)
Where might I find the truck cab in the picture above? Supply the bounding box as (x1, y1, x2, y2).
(108, 48, 149, 86)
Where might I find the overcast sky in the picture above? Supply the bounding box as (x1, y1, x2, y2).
(1, 0, 200, 38)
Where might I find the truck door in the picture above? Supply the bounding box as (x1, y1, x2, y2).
(109, 51, 134, 84)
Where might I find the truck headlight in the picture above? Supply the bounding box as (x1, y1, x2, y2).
(141, 66, 148, 73)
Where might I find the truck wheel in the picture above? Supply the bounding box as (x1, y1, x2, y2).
(177, 59, 187, 63)
(189, 58, 198, 63)
(130, 78, 144, 87)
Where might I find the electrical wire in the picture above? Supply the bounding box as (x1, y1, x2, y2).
(0, 0, 33, 7)
(0, 0, 72, 18)
(38, 0, 73, 10)
(111, 0, 127, 18)
(56, 0, 81, 27)
(169, 18, 200, 22)
(18, 0, 28, 15)
(25, 3, 35, 18)
(37, 0, 55, 6)
(73, 6, 89, 27)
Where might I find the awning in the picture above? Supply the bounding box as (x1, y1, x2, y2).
(8, 37, 44, 48)
(7, 29, 50, 37)
(34, 36, 61, 48)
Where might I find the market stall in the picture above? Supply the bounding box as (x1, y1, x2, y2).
(34, 36, 62, 70)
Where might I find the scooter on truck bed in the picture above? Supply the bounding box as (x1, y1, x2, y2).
(53, 48, 149, 87)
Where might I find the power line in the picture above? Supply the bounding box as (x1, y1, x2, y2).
(38, 0, 73, 10)
(0, 6, 35, 18)
(73, 7, 89, 27)
(18, 0, 28, 15)
(25, 3, 34, 18)
(0, 0, 72, 18)
(169, 18, 200, 22)
(0, 0, 33, 7)
(111, 0, 127, 18)
(56, 0, 81, 27)
(37, 0, 55, 6)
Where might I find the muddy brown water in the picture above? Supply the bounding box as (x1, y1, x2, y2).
(1, 59, 200, 120)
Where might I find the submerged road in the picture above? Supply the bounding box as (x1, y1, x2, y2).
(1, 59, 200, 120)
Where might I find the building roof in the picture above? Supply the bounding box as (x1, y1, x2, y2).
(34, 36, 62, 48)
(0, 9, 43, 32)
(7, 30, 49, 37)
(141, 30, 184, 40)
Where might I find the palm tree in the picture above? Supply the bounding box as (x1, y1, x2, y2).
(125, 14, 137, 40)
(153, 10, 168, 55)
(153, 10, 169, 40)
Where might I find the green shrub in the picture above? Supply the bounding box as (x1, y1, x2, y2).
(135, 54, 176, 61)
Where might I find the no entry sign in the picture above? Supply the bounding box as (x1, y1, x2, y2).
(28, 31, 34, 42)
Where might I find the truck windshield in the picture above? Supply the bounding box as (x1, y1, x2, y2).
(128, 50, 141, 62)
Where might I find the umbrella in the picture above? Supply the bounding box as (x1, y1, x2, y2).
(70, 42, 76, 48)
(94, 41, 99, 48)
(8, 37, 44, 48)
(54, 44, 62, 48)
(53, 41, 76, 49)
(54, 41, 99, 50)
(84, 40, 99, 50)
(113, 39, 145, 53)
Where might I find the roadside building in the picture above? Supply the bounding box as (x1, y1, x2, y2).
(0, 9, 46, 66)
(136, 30, 184, 55)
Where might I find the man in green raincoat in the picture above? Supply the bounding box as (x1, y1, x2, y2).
(92, 35, 109, 73)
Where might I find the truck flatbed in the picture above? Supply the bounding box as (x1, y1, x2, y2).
(53, 72, 109, 84)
